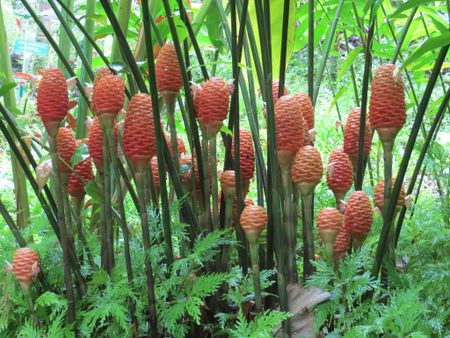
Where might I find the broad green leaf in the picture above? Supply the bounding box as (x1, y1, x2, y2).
(71, 144, 89, 166)
(337, 46, 363, 82)
(85, 180, 101, 202)
(247, 0, 296, 81)
(220, 124, 232, 137)
(390, 0, 436, 18)
(0, 82, 17, 97)
(403, 32, 450, 69)
(205, 1, 224, 50)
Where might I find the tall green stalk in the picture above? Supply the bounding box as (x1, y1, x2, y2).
(76, 0, 96, 138)
(307, 0, 314, 98)
(48, 135, 76, 324)
(58, 0, 73, 77)
(111, 0, 132, 64)
(0, 0, 30, 229)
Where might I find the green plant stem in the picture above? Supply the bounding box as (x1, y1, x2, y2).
(116, 180, 138, 334)
(210, 137, 220, 230)
(135, 170, 158, 337)
(73, 198, 95, 268)
(57, 0, 73, 77)
(221, 196, 234, 271)
(308, 0, 314, 98)
(101, 124, 114, 275)
(76, 0, 96, 138)
(48, 136, 76, 325)
(202, 135, 212, 231)
(165, 95, 180, 170)
(313, 0, 345, 105)
(111, 0, 132, 63)
(249, 241, 262, 312)
(281, 166, 296, 283)
(301, 192, 315, 279)
(61, 183, 75, 246)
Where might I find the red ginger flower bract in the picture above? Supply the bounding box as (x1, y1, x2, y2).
(37, 67, 68, 136)
(327, 146, 353, 204)
(317, 208, 342, 244)
(12, 248, 40, 290)
(167, 137, 186, 157)
(274, 95, 306, 167)
(195, 77, 230, 138)
(231, 129, 255, 181)
(220, 170, 236, 199)
(240, 205, 268, 243)
(272, 80, 289, 105)
(123, 94, 157, 170)
(56, 127, 77, 175)
(88, 117, 118, 171)
(333, 230, 350, 263)
(294, 92, 314, 130)
(68, 157, 93, 198)
(91, 74, 125, 119)
(292, 145, 323, 193)
(150, 157, 161, 195)
(344, 107, 372, 162)
(344, 191, 373, 245)
(374, 177, 405, 211)
(155, 42, 182, 94)
(369, 64, 406, 142)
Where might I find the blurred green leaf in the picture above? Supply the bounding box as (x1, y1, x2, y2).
(337, 46, 362, 82)
(71, 144, 89, 166)
(403, 32, 450, 68)
(0, 83, 17, 97)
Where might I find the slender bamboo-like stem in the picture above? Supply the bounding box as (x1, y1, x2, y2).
(135, 170, 158, 337)
(249, 241, 262, 312)
(57, 0, 73, 77)
(308, 0, 314, 98)
(281, 166, 296, 283)
(72, 198, 95, 268)
(116, 180, 138, 335)
(101, 124, 114, 275)
(210, 137, 220, 230)
(48, 136, 76, 324)
(371, 46, 449, 279)
(313, 0, 345, 105)
(202, 135, 212, 231)
(61, 183, 75, 245)
(356, 5, 376, 191)
(76, 0, 96, 138)
(111, 0, 132, 63)
(278, 0, 290, 95)
(220, 196, 234, 271)
(301, 192, 315, 279)
(165, 95, 180, 170)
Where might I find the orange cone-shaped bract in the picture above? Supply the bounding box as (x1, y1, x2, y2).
(37, 67, 68, 137)
(344, 107, 372, 162)
(56, 127, 77, 175)
(231, 129, 255, 181)
(294, 92, 314, 131)
(220, 170, 236, 200)
(12, 248, 40, 290)
(369, 64, 406, 142)
(150, 156, 161, 196)
(333, 230, 350, 263)
(292, 145, 323, 194)
(195, 77, 230, 138)
(344, 191, 373, 245)
(88, 117, 118, 171)
(274, 95, 305, 167)
(123, 94, 156, 170)
(91, 74, 125, 119)
(326, 146, 353, 205)
(272, 80, 289, 105)
(240, 205, 268, 243)
(68, 157, 94, 198)
(155, 42, 182, 94)
(374, 177, 405, 211)
(317, 207, 342, 244)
